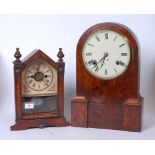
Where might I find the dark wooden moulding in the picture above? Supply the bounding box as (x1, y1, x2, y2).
(11, 48, 69, 131)
(71, 22, 144, 132)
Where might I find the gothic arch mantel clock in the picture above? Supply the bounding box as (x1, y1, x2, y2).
(11, 48, 69, 130)
(71, 22, 143, 132)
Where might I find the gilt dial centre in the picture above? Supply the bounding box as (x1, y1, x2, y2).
(34, 72, 44, 82)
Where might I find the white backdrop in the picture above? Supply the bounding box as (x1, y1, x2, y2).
(0, 14, 155, 139)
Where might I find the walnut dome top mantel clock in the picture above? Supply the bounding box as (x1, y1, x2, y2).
(71, 22, 143, 132)
(11, 48, 69, 130)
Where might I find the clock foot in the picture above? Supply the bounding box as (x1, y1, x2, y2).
(123, 96, 143, 132)
(10, 118, 70, 131)
(71, 96, 88, 127)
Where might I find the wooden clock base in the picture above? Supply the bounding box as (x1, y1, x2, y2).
(71, 96, 143, 132)
(11, 118, 70, 131)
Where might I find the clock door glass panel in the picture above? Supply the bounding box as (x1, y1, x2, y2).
(22, 59, 58, 116)
(82, 30, 131, 80)
(22, 96, 56, 113)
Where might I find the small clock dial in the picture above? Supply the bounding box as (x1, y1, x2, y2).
(82, 30, 131, 80)
(25, 60, 53, 91)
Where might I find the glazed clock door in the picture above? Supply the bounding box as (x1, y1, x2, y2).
(22, 59, 58, 119)
(11, 48, 69, 131)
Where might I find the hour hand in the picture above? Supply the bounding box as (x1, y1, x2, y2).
(101, 62, 104, 68)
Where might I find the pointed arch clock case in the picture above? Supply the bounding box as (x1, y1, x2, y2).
(71, 22, 143, 132)
(11, 48, 69, 130)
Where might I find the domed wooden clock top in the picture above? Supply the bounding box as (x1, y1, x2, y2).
(11, 48, 69, 130)
(72, 22, 143, 132)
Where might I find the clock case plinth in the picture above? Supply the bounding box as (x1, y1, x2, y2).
(11, 48, 69, 131)
(71, 96, 143, 132)
(71, 23, 144, 132)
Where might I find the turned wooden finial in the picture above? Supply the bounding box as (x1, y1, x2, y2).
(57, 48, 64, 62)
(14, 47, 22, 63)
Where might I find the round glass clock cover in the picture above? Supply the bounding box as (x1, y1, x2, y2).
(82, 30, 131, 80)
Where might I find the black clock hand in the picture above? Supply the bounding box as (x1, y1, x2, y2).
(101, 55, 108, 68)
(92, 52, 108, 70)
(101, 62, 104, 68)
(91, 57, 104, 70)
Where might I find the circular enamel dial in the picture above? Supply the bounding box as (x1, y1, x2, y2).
(82, 30, 131, 80)
(25, 61, 53, 91)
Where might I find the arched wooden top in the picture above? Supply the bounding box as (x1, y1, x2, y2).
(76, 22, 140, 102)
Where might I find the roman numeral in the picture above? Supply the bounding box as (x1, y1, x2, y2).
(32, 83, 36, 87)
(116, 60, 125, 66)
(88, 44, 94, 47)
(46, 79, 50, 83)
(42, 65, 46, 70)
(119, 61, 125, 66)
(121, 53, 127, 56)
(45, 70, 50, 73)
(113, 35, 117, 41)
(105, 33, 108, 39)
(95, 66, 99, 72)
(32, 65, 37, 70)
(28, 80, 33, 84)
(88, 60, 92, 65)
(95, 36, 100, 41)
(105, 69, 108, 75)
(88, 60, 97, 66)
(119, 43, 125, 47)
(45, 83, 49, 86)
(114, 68, 117, 73)
(86, 53, 92, 56)
(28, 70, 33, 73)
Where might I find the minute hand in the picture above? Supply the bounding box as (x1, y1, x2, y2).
(92, 52, 108, 70)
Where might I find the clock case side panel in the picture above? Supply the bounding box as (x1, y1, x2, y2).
(11, 49, 69, 131)
(56, 60, 65, 118)
(13, 61, 23, 121)
(72, 23, 143, 132)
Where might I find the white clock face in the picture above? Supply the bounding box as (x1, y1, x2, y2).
(25, 60, 53, 91)
(82, 30, 131, 80)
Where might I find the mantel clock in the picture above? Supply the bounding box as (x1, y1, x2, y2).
(71, 22, 143, 132)
(11, 48, 69, 130)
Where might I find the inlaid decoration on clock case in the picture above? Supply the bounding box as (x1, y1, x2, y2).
(71, 22, 144, 132)
(11, 48, 69, 131)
